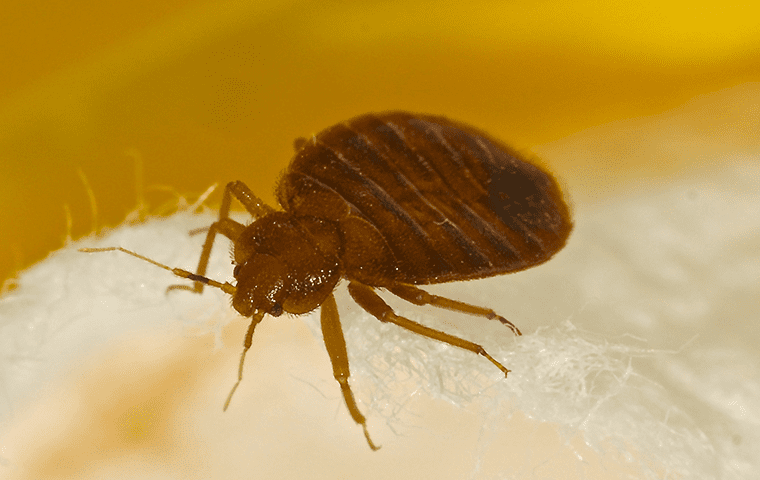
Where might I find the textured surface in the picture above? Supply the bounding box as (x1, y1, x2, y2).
(281, 112, 572, 284)
(2, 90, 759, 478)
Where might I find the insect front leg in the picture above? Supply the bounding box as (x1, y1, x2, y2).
(170, 181, 276, 293)
(348, 281, 512, 377)
(387, 284, 522, 336)
(320, 292, 380, 451)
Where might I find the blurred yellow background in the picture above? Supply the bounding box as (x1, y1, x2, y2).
(1, 0, 759, 286)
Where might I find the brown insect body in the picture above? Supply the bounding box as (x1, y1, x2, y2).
(234, 112, 570, 316)
(82, 112, 572, 451)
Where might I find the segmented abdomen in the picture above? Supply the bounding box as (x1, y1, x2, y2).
(282, 112, 572, 284)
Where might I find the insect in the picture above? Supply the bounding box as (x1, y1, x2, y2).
(82, 112, 572, 450)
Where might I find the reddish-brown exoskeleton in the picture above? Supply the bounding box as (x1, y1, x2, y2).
(82, 112, 572, 450)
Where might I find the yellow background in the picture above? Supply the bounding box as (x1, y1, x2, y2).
(1, 0, 759, 285)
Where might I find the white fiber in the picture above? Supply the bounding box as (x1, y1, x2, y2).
(1, 161, 758, 479)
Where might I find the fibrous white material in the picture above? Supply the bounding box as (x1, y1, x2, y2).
(1, 161, 758, 479)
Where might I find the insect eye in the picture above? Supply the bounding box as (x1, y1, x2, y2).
(270, 303, 283, 317)
(233, 265, 241, 277)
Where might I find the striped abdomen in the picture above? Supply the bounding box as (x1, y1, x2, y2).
(278, 112, 572, 285)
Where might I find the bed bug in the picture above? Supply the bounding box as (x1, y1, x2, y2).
(81, 111, 572, 450)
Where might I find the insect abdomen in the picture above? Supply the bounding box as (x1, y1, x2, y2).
(280, 112, 572, 284)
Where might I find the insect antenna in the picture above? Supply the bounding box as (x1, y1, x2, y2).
(78, 247, 236, 296)
(223, 309, 265, 411)
(80, 246, 261, 415)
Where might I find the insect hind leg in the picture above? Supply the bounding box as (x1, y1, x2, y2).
(348, 282, 512, 377)
(387, 284, 521, 336)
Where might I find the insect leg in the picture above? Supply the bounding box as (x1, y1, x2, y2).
(170, 181, 275, 293)
(225, 180, 277, 219)
(320, 292, 380, 451)
(168, 218, 243, 293)
(387, 284, 521, 336)
(348, 282, 511, 377)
